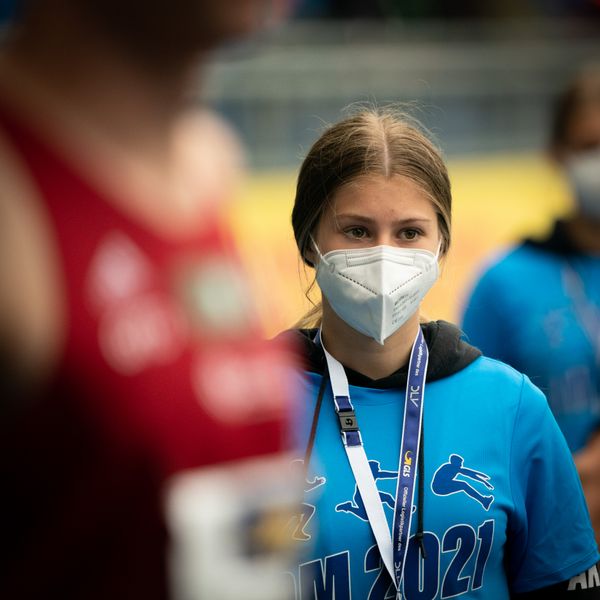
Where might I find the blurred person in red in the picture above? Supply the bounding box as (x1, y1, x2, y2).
(0, 1, 298, 598)
(462, 64, 600, 542)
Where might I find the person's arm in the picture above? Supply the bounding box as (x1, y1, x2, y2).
(512, 562, 600, 598)
(506, 377, 599, 594)
(459, 466, 492, 485)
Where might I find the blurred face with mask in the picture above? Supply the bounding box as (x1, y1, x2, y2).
(554, 67, 600, 224)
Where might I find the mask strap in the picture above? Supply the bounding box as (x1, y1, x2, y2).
(309, 236, 326, 265)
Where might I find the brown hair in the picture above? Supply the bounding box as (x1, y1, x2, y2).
(550, 64, 600, 152)
(291, 106, 452, 328)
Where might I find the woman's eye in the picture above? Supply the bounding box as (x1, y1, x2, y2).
(345, 227, 368, 239)
(402, 229, 421, 241)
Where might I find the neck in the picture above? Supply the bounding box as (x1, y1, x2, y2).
(565, 216, 600, 255)
(320, 301, 421, 380)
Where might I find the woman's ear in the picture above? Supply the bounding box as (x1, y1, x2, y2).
(303, 234, 319, 268)
(304, 246, 317, 268)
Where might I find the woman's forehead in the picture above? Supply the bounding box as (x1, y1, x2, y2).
(327, 174, 435, 213)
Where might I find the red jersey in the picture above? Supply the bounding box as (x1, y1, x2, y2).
(0, 104, 295, 599)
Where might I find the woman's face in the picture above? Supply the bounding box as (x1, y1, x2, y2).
(311, 174, 441, 258)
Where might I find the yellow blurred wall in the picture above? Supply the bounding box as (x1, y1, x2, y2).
(227, 152, 573, 337)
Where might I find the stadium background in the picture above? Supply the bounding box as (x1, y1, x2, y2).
(203, 11, 600, 337)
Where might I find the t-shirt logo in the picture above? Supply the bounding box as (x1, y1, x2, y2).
(431, 454, 494, 510)
(335, 460, 397, 521)
(289, 459, 326, 541)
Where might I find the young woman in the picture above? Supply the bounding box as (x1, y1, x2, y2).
(462, 65, 600, 542)
(280, 108, 599, 599)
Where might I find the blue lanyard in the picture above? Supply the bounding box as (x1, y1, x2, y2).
(392, 328, 427, 597)
(319, 327, 429, 597)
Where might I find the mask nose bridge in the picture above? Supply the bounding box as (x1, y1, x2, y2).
(379, 252, 418, 295)
(343, 248, 420, 297)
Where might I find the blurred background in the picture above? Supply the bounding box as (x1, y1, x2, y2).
(199, 2, 600, 336)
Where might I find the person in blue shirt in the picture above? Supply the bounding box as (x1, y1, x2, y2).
(278, 107, 600, 599)
(461, 65, 600, 542)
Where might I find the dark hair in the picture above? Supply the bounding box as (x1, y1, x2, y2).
(292, 107, 452, 268)
(550, 64, 600, 150)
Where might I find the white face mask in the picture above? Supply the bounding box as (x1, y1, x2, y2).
(566, 148, 600, 221)
(314, 242, 440, 345)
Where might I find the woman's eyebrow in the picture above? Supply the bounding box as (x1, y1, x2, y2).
(335, 213, 433, 226)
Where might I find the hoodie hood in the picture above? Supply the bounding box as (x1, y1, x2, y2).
(523, 219, 581, 256)
(275, 320, 481, 389)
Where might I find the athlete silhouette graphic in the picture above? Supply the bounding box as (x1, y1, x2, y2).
(289, 460, 326, 541)
(336, 460, 398, 521)
(432, 454, 494, 510)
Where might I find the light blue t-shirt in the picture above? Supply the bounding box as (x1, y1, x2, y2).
(462, 242, 600, 453)
(287, 355, 598, 599)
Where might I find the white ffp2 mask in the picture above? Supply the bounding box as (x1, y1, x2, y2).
(566, 148, 600, 221)
(314, 243, 440, 345)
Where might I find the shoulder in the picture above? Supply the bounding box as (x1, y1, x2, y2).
(462, 354, 523, 382)
(461, 355, 545, 406)
(271, 328, 323, 375)
(474, 243, 556, 286)
(464, 244, 562, 324)
(464, 360, 570, 465)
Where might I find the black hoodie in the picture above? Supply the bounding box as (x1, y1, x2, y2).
(276, 319, 481, 389)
